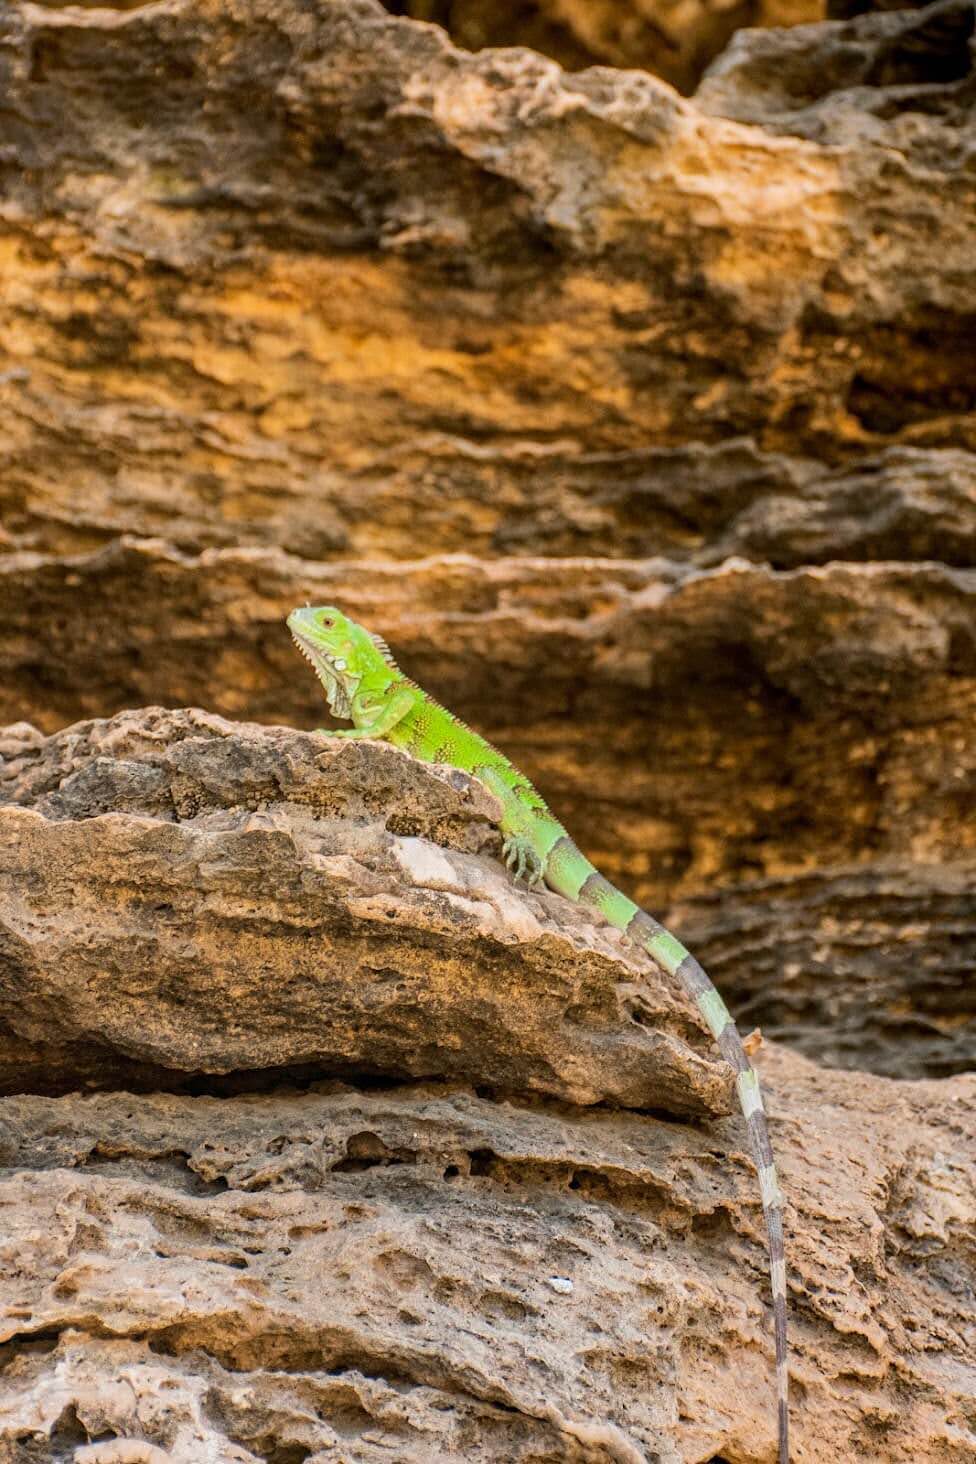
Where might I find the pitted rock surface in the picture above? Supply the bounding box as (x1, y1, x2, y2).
(0, 709, 729, 1115)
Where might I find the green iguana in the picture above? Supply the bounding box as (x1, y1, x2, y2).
(288, 604, 789, 1464)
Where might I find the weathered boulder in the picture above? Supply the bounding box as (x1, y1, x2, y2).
(0, 708, 729, 1115)
(2, 548, 972, 1078)
(1, 713, 973, 1459)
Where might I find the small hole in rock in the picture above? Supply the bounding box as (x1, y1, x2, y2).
(468, 1147, 495, 1177)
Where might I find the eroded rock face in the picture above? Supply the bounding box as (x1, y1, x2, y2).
(2, 0, 974, 563)
(1, 0, 976, 1083)
(0, 709, 729, 1115)
(0, 3, 973, 1454)
(3, 545, 973, 882)
(1, 0, 973, 1083)
(2, 548, 972, 1077)
(0, 1056, 974, 1462)
(677, 862, 976, 1078)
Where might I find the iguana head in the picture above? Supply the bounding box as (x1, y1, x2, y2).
(286, 606, 396, 719)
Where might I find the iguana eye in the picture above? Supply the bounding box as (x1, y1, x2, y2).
(320, 615, 335, 628)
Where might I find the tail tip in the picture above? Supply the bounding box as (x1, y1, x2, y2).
(778, 1396, 789, 1463)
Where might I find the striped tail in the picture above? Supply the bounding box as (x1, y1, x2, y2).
(544, 835, 789, 1464)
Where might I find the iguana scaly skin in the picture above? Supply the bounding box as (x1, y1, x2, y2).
(288, 605, 790, 1463)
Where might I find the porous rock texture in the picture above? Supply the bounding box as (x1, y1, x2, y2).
(2, 539, 973, 1078)
(1, 0, 975, 1459)
(2, 0, 975, 1076)
(0, 1067, 973, 1464)
(0, 709, 730, 1116)
(1, 714, 975, 1463)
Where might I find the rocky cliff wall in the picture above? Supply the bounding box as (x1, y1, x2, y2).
(1, 710, 973, 1463)
(1, 0, 974, 1458)
(2, 0, 974, 1075)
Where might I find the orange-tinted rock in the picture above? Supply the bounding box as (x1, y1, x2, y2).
(0, 3, 973, 1455)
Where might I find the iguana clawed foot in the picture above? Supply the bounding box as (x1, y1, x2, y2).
(502, 834, 545, 889)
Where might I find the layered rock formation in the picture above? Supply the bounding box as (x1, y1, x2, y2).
(1, 0, 974, 1458)
(0, 709, 729, 1115)
(4, 0, 975, 563)
(3, 0, 974, 1082)
(0, 1060, 974, 1464)
(2, 540, 972, 1076)
(2, 712, 974, 1463)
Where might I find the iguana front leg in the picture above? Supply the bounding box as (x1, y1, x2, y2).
(475, 766, 547, 888)
(316, 688, 415, 739)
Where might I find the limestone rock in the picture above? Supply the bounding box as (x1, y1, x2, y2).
(0, 1055, 973, 1462)
(2, 543, 973, 1077)
(2, 1, 973, 1081)
(2, 0, 974, 1085)
(0, 708, 729, 1116)
(2, 0, 974, 564)
(1, 0, 974, 1457)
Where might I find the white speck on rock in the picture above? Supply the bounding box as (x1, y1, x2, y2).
(392, 836, 462, 890)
